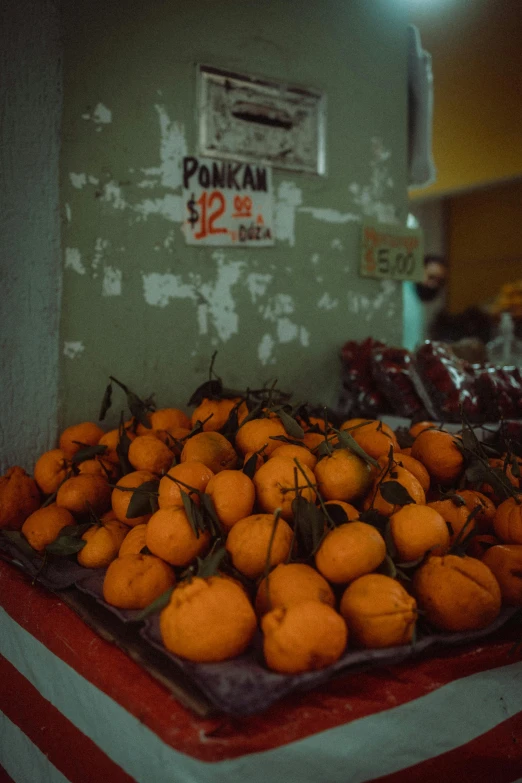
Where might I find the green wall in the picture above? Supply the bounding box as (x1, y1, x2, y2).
(0, 0, 62, 473)
(60, 0, 409, 429)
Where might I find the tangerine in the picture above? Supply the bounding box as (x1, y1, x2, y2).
(204, 469, 255, 530)
(340, 573, 417, 648)
(0, 466, 41, 530)
(180, 431, 237, 473)
(314, 448, 372, 503)
(255, 562, 335, 616)
(427, 499, 476, 545)
(482, 545, 522, 606)
(33, 449, 71, 495)
(56, 474, 112, 516)
(59, 421, 105, 459)
(235, 417, 288, 457)
(77, 519, 129, 568)
(225, 513, 293, 579)
(253, 456, 316, 520)
(160, 576, 256, 662)
(413, 554, 501, 631)
(269, 444, 317, 471)
(21, 504, 74, 552)
(146, 506, 211, 566)
(119, 523, 148, 557)
(341, 419, 399, 460)
(111, 470, 157, 526)
(493, 497, 522, 544)
(315, 522, 386, 584)
(262, 601, 347, 674)
(389, 504, 450, 562)
(103, 553, 176, 610)
(128, 434, 174, 474)
(411, 429, 464, 485)
(158, 462, 214, 509)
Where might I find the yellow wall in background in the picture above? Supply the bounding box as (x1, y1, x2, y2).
(409, 0, 522, 199)
(447, 178, 522, 312)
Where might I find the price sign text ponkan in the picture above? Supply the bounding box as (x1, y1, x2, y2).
(182, 156, 274, 246)
(360, 220, 424, 282)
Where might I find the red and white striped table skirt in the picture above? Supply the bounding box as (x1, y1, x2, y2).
(1, 560, 522, 783)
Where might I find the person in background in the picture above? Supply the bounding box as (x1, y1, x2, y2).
(403, 254, 448, 351)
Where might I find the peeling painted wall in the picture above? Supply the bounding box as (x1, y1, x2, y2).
(0, 0, 62, 472)
(60, 0, 409, 427)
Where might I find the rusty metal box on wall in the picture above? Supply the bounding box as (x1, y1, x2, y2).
(197, 65, 327, 175)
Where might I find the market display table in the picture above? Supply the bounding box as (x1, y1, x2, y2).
(1, 559, 522, 783)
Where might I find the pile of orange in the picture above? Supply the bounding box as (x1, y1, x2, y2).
(1, 385, 521, 675)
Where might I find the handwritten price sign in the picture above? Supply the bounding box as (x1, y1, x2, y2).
(360, 220, 424, 282)
(182, 156, 274, 246)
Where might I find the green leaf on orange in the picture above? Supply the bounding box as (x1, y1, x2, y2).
(336, 430, 380, 469)
(125, 480, 159, 519)
(134, 586, 175, 621)
(45, 536, 87, 556)
(379, 480, 416, 507)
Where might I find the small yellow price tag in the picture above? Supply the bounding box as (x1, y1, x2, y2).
(360, 220, 424, 282)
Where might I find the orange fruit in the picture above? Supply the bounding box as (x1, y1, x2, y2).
(59, 421, 105, 459)
(377, 452, 430, 493)
(456, 489, 496, 533)
(493, 497, 522, 544)
(482, 545, 522, 606)
(411, 429, 464, 485)
(119, 523, 148, 557)
(412, 554, 501, 631)
(315, 521, 386, 584)
(0, 466, 41, 530)
(261, 601, 347, 674)
(314, 449, 372, 503)
(409, 421, 437, 439)
(145, 506, 211, 566)
(303, 431, 333, 452)
(149, 407, 191, 432)
(255, 562, 335, 616)
(253, 457, 316, 520)
(77, 519, 129, 568)
(341, 419, 399, 460)
(340, 417, 372, 429)
(97, 427, 136, 465)
(158, 462, 214, 509)
(427, 499, 476, 545)
(204, 470, 255, 530)
(33, 449, 71, 495)
(243, 450, 266, 472)
(77, 457, 119, 481)
(401, 447, 412, 457)
(127, 434, 174, 474)
(56, 474, 112, 516)
(191, 397, 247, 432)
(269, 444, 317, 471)
(367, 465, 426, 517)
(21, 504, 75, 552)
(235, 417, 288, 457)
(103, 553, 176, 609)
(324, 500, 359, 523)
(180, 431, 237, 473)
(340, 573, 417, 648)
(389, 504, 450, 562)
(160, 576, 256, 662)
(111, 470, 157, 526)
(225, 513, 293, 579)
